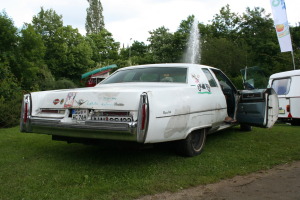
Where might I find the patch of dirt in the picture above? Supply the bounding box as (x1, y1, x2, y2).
(137, 161, 300, 200)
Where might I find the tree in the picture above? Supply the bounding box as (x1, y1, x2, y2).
(31, 7, 64, 79)
(239, 7, 283, 73)
(201, 37, 248, 77)
(128, 41, 152, 65)
(32, 7, 63, 40)
(0, 11, 18, 80)
(210, 4, 240, 40)
(290, 24, 300, 69)
(17, 24, 48, 90)
(148, 26, 177, 63)
(0, 63, 23, 128)
(87, 29, 119, 65)
(47, 25, 94, 81)
(31, 8, 94, 82)
(86, 0, 105, 35)
(0, 11, 18, 60)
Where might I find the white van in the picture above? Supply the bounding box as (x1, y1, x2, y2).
(269, 69, 300, 125)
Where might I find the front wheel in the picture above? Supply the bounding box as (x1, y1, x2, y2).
(177, 129, 207, 157)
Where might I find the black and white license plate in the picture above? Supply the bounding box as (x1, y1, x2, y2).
(91, 116, 133, 122)
(72, 109, 88, 121)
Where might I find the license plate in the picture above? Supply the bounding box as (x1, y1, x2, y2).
(279, 109, 285, 114)
(72, 109, 88, 121)
(91, 116, 133, 122)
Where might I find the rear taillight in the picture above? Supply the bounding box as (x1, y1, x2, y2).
(23, 95, 30, 123)
(24, 102, 28, 123)
(137, 93, 149, 143)
(21, 94, 31, 132)
(286, 105, 290, 112)
(141, 104, 147, 130)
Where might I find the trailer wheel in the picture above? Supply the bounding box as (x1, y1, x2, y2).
(177, 129, 207, 157)
(291, 119, 300, 126)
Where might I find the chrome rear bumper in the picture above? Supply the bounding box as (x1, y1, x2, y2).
(26, 117, 138, 142)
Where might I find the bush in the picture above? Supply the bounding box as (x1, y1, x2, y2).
(0, 64, 23, 128)
(40, 78, 77, 91)
(0, 95, 22, 128)
(54, 78, 77, 89)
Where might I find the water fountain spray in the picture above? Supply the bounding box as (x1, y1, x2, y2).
(183, 19, 201, 64)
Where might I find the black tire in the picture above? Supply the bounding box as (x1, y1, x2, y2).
(291, 119, 300, 126)
(240, 124, 252, 131)
(177, 129, 207, 157)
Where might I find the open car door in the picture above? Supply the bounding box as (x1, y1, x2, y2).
(238, 67, 278, 128)
(236, 88, 278, 128)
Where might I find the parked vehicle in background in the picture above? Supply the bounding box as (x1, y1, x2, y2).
(269, 69, 300, 126)
(20, 64, 279, 156)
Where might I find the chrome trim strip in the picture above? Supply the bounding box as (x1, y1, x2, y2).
(156, 108, 226, 118)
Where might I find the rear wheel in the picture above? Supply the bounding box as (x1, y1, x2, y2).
(177, 129, 207, 157)
(240, 124, 252, 131)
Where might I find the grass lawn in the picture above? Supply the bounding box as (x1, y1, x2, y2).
(0, 124, 300, 200)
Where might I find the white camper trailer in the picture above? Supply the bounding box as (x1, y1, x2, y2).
(269, 70, 300, 125)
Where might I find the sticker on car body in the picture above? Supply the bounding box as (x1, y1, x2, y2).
(197, 83, 211, 94)
(64, 92, 77, 108)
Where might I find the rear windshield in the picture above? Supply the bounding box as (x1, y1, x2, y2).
(100, 67, 187, 84)
(271, 78, 291, 95)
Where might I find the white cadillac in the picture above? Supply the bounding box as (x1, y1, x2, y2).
(20, 64, 279, 156)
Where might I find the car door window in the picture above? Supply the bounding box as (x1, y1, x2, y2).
(210, 69, 236, 92)
(202, 68, 217, 87)
(210, 68, 237, 118)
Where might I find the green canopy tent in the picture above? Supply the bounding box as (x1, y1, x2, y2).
(81, 64, 117, 79)
(82, 64, 117, 86)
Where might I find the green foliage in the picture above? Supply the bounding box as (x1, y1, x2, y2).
(87, 29, 120, 64)
(148, 26, 178, 63)
(230, 75, 245, 90)
(0, 11, 19, 83)
(39, 78, 77, 91)
(47, 26, 94, 81)
(53, 78, 78, 89)
(17, 24, 47, 91)
(0, 11, 18, 58)
(0, 64, 23, 128)
(30, 8, 94, 81)
(119, 41, 153, 65)
(86, 0, 105, 35)
(32, 7, 63, 39)
(202, 37, 248, 76)
(211, 4, 241, 40)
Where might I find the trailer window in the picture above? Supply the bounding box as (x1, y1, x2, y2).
(271, 78, 291, 95)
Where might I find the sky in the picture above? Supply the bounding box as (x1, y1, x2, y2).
(1, 0, 299, 45)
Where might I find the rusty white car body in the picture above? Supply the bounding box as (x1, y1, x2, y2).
(20, 64, 279, 156)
